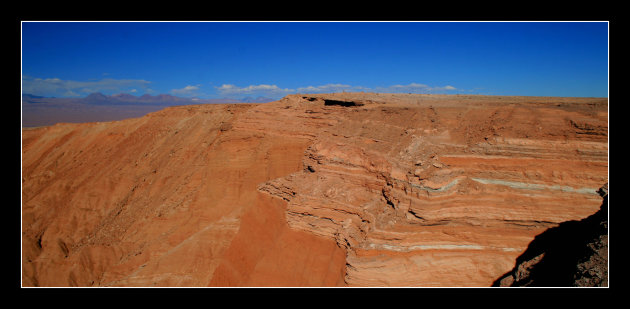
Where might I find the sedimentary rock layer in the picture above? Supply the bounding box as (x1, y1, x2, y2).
(22, 93, 608, 286)
(493, 184, 608, 287)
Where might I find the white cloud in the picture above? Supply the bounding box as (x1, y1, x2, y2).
(22, 75, 151, 97)
(391, 83, 430, 89)
(373, 83, 457, 93)
(215, 82, 457, 98)
(295, 83, 457, 94)
(63, 90, 81, 97)
(296, 83, 361, 93)
(171, 85, 201, 96)
(216, 84, 294, 97)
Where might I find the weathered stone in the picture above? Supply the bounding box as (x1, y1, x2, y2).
(22, 93, 608, 287)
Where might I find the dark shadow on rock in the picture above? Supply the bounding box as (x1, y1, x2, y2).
(323, 99, 364, 107)
(492, 189, 608, 287)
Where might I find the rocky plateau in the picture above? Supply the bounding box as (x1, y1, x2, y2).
(21, 93, 608, 287)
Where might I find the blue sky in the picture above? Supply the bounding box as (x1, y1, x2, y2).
(21, 21, 608, 99)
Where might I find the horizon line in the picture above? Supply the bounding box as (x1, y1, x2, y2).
(22, 91, 609, 99)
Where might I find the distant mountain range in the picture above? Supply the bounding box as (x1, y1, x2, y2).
(22, 93, 277, 105)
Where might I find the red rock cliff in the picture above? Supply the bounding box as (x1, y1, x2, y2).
(21, 93, 608, 287)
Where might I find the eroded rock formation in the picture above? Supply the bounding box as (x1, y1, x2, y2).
(493, 184, 608, 287)
(21, 93, 608, 287)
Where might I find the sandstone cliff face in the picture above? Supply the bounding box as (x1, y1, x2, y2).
(22, 93, 608, 287)
(493, 184, 608, 287)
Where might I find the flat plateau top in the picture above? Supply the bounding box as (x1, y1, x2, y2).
(297, 92, 607, 106)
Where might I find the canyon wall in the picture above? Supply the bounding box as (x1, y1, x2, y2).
(493, 184, 608, 287)
(21, 93, 608, 286)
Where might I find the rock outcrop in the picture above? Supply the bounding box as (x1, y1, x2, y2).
(21, 93, 608, 287)
(493, 184, 608, 287)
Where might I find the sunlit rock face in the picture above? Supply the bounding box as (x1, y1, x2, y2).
(22, 93, 607, 287)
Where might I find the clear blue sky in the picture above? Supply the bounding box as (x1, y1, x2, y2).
(21, 21, 608, 99)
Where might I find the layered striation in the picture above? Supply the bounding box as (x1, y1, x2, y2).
(493, 184, 608, 287)
(22, 93, 608, 287)
(257, 93, 608, 286)
(22, 103, 345, 287)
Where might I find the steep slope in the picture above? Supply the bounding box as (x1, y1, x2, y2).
(22, 103, 346, 286)
(22, 93, 608, 287)
(493, 184, 608, 287)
